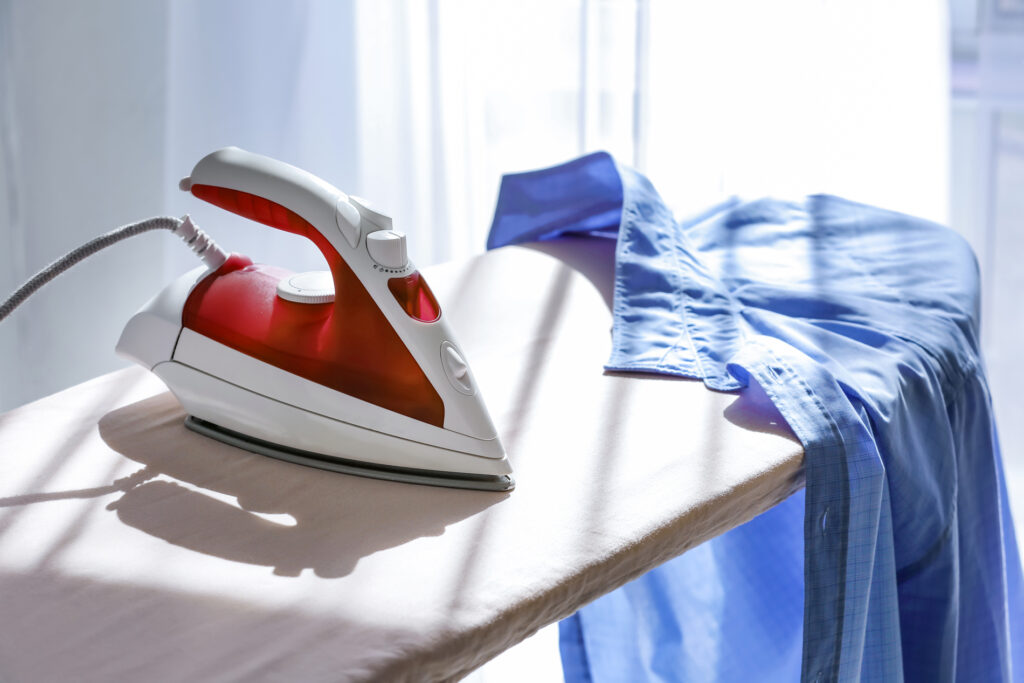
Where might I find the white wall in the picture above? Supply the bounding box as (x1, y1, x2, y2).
(0, 0, 169, 409)
(0, 1, 363, 411)
(160, 0, 360, 279)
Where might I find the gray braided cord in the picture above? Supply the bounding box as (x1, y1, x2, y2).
(0, 216, 182, 322)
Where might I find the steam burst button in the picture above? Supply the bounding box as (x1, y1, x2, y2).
(366, 230, 408, 269)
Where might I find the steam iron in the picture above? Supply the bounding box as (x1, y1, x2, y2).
(116, 147, 513, 491)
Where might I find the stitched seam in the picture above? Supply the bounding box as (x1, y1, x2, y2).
(663, 214, 712, 380)
(743, 341, 849, 682)
(608, 166, 632, 366)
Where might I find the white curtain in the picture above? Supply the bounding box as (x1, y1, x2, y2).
(0, 0, 950, 416)
(959, 0, 1024, 478)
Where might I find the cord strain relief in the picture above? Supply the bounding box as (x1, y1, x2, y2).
(174, 215, 228, 270)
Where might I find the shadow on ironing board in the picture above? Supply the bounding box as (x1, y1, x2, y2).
(97, 392, 506, 578)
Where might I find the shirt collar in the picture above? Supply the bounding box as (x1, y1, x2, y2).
(488, 152, 745, 391)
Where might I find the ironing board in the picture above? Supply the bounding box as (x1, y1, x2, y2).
(0, 240, 803, 682)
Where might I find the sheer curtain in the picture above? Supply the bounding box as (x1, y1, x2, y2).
(951, 0, 1024, 505)
(0, 0, 949, 425)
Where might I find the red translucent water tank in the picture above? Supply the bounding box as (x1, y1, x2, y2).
(183, 185, 445, 427)
(388, 272, 441, 323)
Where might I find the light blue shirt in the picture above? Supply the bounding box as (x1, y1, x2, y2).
(487, 152, 1024, 681)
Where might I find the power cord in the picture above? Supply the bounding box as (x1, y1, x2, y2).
(0, 215, 226, 322)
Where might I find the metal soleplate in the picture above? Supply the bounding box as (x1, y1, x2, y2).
(184, 416, 515, 492)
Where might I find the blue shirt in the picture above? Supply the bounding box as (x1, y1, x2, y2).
(487, 152, 1024, 681)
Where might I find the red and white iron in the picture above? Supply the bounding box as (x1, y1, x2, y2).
(116, 147, 513, 491)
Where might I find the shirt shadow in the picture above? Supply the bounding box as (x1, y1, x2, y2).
(97, 392, 508, 578)
(522, 237, 617, 311)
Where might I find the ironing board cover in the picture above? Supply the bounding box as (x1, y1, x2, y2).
(487, 152, 1024, 681)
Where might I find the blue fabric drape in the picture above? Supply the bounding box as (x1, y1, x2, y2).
(487, 152, 1024, 681)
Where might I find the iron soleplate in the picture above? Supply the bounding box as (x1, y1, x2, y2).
(184, 415, 515, 492)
